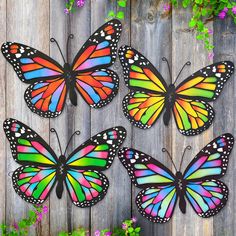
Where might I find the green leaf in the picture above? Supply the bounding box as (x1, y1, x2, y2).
(201, 8, 208, 16)
(118, 0, 127, 8)
(196, 34, 204, 40)
(135, 227, 141, 233)
(182, 0, 190, 8)
(189, 18, 197, 28)
(116, 11, 125, 19)
(108, 10, 116, 17)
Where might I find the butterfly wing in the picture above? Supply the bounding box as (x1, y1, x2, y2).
(118, 148, 177, 223)
(75, 69, 119, 108)
(183, 133, 234, 217)
(1, 42, 64, 83)
(3, 118, 58, 166)
(12, 165, 57, 204)
(65, 127, 126, 207)
(119, 46, 168, 129)
(173, 61, 234, 136)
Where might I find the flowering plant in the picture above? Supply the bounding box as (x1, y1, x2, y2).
(0, 205, 141, 236)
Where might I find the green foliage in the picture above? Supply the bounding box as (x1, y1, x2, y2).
(106, 0, 128, 21)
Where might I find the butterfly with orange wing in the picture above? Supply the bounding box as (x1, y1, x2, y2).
(119, 46, 234, 136)
(1, 20, 122, 118)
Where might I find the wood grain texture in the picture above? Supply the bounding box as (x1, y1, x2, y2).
(213, 18, 236, 236)
(0, 1, 236, 236)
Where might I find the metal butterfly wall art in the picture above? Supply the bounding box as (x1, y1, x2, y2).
(119, 133, 234, 223)
(2, 20, 122, 118)
(4, 118, 126, 207)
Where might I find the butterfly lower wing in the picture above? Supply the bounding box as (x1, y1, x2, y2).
(119, 46, 168, 93)
(185, 179, 228, 218)
(65, 168, 109, 207)
(175, 61, 234, 101)
(118, 148, 175, 188)
(136, 186, 177, 223)
(4, 118, 58, 165)
(1, 42, 64, 83)
(72, 19, 122, 72)
(123, 91, 165, 129)
(183, 133, 234, 181)
(24, 77, 67, 118)
(75, 69, 119, 108)
(12, 165, 57, 204)
(173, 98, 215, 136)
(66, 127, 126, 170)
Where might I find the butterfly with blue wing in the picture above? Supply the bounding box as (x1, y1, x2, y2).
(1, 19, 122, 118)
(4, 118, 126, 207)
(118, 133, 234, 223)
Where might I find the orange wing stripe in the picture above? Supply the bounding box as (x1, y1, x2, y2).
(33, 57, 63, 73)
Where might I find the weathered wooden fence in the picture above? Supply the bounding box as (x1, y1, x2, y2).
(0, 0, 236, 235)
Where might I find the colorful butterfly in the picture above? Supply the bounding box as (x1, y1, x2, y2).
(1, 20, 122, 118)
(118, 133, 234, 223)
(4, 118, 126, 207)
(119, 46, 234, 136)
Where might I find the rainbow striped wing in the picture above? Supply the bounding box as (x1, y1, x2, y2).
(12, 165, 57, 204)
(75, 69, 119, 108)
(66, 127, 126, 170)
(1, 42, 63, 83)
(72, 19, 122, 73)
(3, 118, 58, 166)
(65, 168, 109, 207)
(118, 148, 177, 223)
(24, 78, 67, 118)
(176, 61, 234, 101)
(119, 46, 167, 129)
(183, 134, 234, 217)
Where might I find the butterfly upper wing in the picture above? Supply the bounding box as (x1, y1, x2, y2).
(75, 69, 119, 108)
(173, 98, 215, 136)
(66, 127, 126, 170)
(119, 46, 168, 129)
(12, 165, 57, 204)
(176, 61, 234, 101)
(65, 168, 109, 207)
(183, 133, 234, 181)
(1, 42, 64, 83)
(24, 78, 67, 118)
(118, 148, 177, 223)
(3, 118, 58, 166)
(72, 19, 122, 73)
(185, 179, 228, 218)
(183, 134, 234, 217)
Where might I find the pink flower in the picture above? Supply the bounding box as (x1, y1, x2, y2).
(208, 52, 214, 60)
(64, 8, 69, 14)
(77, 0, 85, 7)
(94, 230, 100, 236)
(208, 29, 213, 35)
(13, 221, 19, 230)
(105, 232, 112, 236)
(232, 6, 236, 14)
(36, 212, 43, 222)
(131, 216, 137, 223)
(223, 7, 228, 12)
(218, 11, 226, 19)
(122, 223, 127, 230)
(163, 3, 171, 12)
(43, 206, 48, 214)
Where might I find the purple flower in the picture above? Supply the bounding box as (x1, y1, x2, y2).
(223, 7, 228, 12)
(77, 0, 85, 7)
(13, 221, 19, 230)
(218, 11, 226, 19)
(64, 8, 69, 14)
(43, 206, 48, 214)
(208, 29, 213, 35)
(36, 212, 43, 222)
(122, 223, 127, 230)
(94, 230, 100, 236)
(131, 217, 137, 223)
(208, 52, 214, 60)
(105, 232, 112, 236)
(232, 6, 236, 14)
(163, 3, 171, 12)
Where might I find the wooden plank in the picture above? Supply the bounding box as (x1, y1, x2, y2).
(5, 1, 50, 236)
(0, 0, 6, 226)
(49, 0, 69, 235)
(90, 0, 131, 234)
(213, 18, 236, 236)
(171, 7, 213, 236)
(130, 1, 172, 235)
(67, 1, 91, 232)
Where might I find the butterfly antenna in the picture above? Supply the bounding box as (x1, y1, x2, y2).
(162, 148, 177, 172)
(50, 37, 66, 64)
(173, 61, 191, 85)
(162, 57, 172, 80)
(66, 34, 74, 64)
(64, 130, 81, 155)
(179, 145, 192, 171)
(50, 128, 63, 156)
